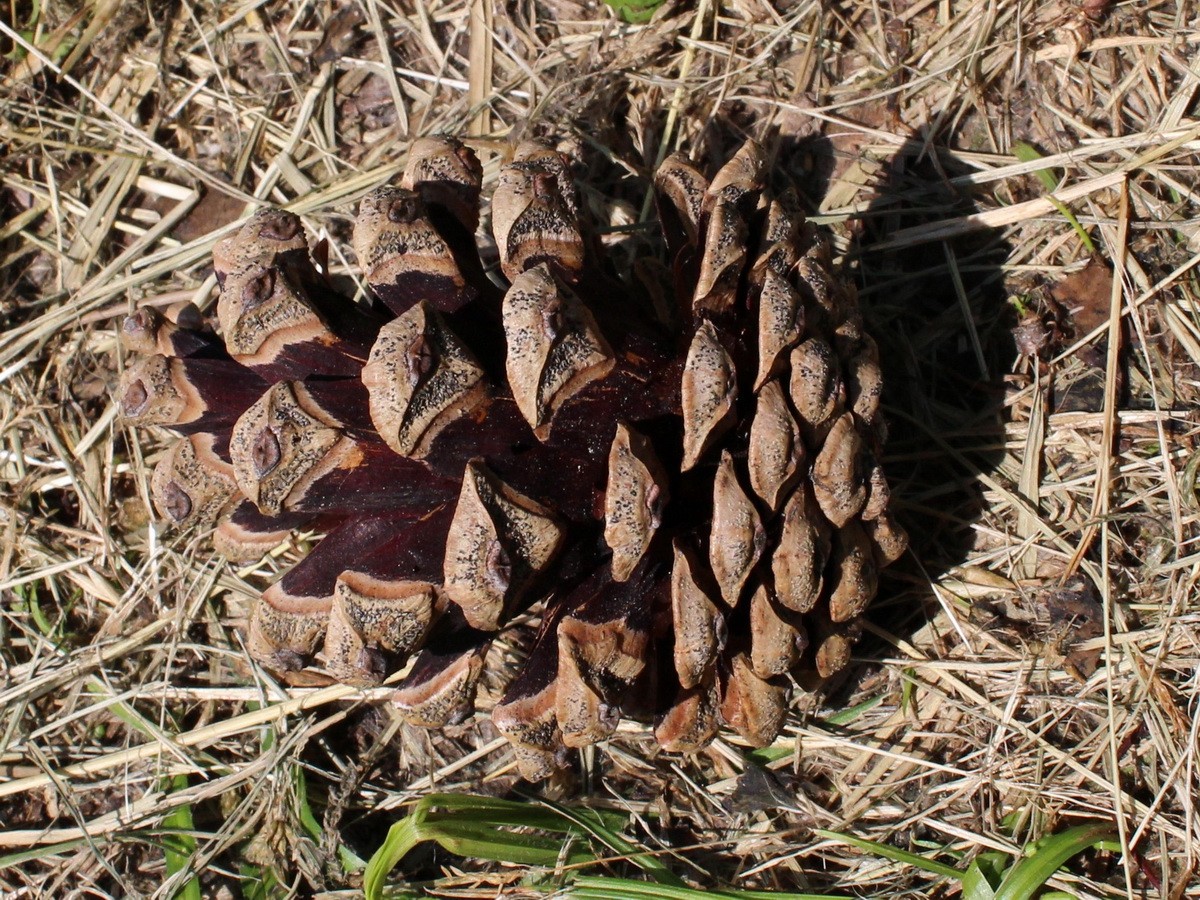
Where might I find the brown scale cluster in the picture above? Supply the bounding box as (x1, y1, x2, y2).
(118, 136, 906, 780)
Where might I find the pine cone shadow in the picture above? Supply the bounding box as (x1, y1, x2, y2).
(783, 131, 1015, 685)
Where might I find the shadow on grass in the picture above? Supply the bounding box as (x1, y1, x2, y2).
(837, 133, 1016, 677)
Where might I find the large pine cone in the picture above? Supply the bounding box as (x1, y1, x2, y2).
(118, 137, 906, 779)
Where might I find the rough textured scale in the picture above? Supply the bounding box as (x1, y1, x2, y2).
(118, 135, 906, 780)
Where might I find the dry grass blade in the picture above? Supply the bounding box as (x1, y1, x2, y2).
(467, 0, 495, 137)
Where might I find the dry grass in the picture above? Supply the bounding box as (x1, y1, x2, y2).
(2, 0, 1199, 897)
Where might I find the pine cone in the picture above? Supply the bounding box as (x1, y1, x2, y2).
(118, 137, 906, 779)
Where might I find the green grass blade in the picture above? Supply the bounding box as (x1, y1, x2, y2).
(961, 861, 998, 900)
(363, 792, 608, 899)
(825, 693, 886, 726)
(568, 876, 850, 899)
(534, 796, 684, 885)
(992, 823, 1115, 900)
(239, 862, 282, 900)
(363, 813, 424, 900)
(961, 849, 1010, 900)
(420, 791, 593, 828)
(899, 668, 917, 715)
(293, 766, 322, 843)
(292, 766, 366, 873)
(599, 0, 665, 23)
(419, 815, 591, 866)
(744, 745, 792, 765)
(0, 839, 88, 870)
(1012, 142, 1062, 194)
(161, 775, 202, 900)
(1011, 142, 1096, 252)
(746, 695, 887, 764)
(814, 829, 960, 880)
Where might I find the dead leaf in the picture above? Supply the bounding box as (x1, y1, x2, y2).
(1051, 256, 1114, 367)
(314, 5, 365, 65)
(972, 575, 1104, 679)
(173, 188, 245, 244)
(728, 765, 804, 814)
